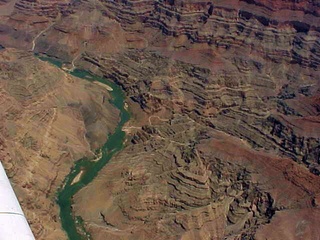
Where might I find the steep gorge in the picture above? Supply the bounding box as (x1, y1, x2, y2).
(0, 0, 319, 239)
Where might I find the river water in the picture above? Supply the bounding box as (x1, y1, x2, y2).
(38, 56, 130, 239)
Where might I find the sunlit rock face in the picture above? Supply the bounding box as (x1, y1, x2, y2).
(0, 0, 319, 239)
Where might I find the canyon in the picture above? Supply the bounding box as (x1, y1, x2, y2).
(0, 0, 319, 239)
(0, 48, 119, 239)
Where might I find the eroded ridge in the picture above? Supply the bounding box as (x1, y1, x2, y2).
(0, 0, 319, 239)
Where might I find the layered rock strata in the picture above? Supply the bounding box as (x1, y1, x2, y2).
(0, 0, 319, 239)
(13, 0, 71, 17)
(78, 49, 320, 173)
(73, 47, 320, 239)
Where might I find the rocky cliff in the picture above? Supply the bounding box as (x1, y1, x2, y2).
(0, 0, 319, 239)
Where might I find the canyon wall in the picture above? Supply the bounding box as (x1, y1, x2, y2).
(0, 0, 319, 239)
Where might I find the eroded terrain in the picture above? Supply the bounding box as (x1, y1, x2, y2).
(0, 48, 118, 239)
(0, 0, 319, 239)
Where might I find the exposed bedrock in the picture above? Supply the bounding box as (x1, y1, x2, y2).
(74, 112, 320, 239)
(0, 0, 319, 71)
(77, 49, 320, 174)
(0, 0, 319, 239)
(73, 44, 319, 239)
(96, 0, 320, 69)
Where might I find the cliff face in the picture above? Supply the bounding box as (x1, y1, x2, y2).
(99, 0, 320, 67)
(0, 0, 319, 240)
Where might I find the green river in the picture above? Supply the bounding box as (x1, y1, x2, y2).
(38, 56, 130, 239)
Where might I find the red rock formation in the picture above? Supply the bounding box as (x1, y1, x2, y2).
(0, 0, 319, 239)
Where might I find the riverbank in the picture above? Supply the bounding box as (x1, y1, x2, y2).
(38, 56, 130, 240)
